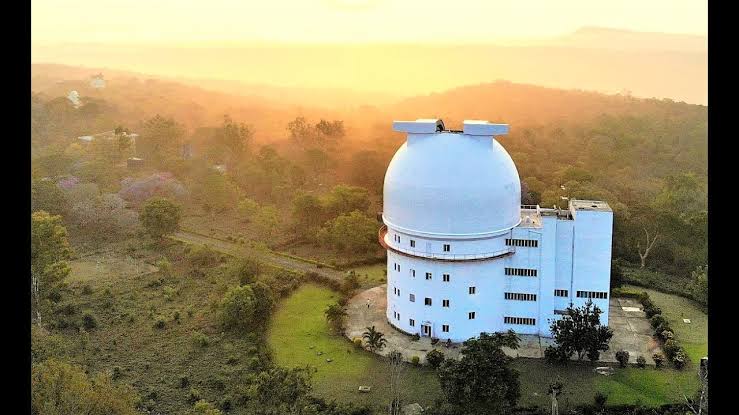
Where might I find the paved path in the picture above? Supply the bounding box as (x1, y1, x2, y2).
(345, 285, 662, 365)
(168, 230, 346, 283)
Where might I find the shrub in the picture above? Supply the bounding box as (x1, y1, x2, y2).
(615, 350, 630, 368)
(180, 376, 189, 388)
(663, 339, 681, 360)
(81, 285, 93, 295)
(659, 329, 674, 342)
(188, 245, 221, 268)
(425, 349, 445, 369)
(220, 395, 233, 411)
(187, 387, 202, 403)
(353, 338, 363, 348)
(650, 314, 667, 330)
(636, 356, 646, 368)
(153, 318, 166, 329)
(112, 366, 123, 380)
(410, 333, 420, 342)
(192, 331, 209, 348)
(644, 304, 662, 319)
(82, 312, 97, 330)
(653, 353, 665, 368)
(672, 350, 687, 369)
(411, 356, 420, 366)
(430, 337, 439, 345)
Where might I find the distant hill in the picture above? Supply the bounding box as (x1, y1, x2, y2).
(32, 28, 707, 105)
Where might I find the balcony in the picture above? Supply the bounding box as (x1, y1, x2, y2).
(378, 225, 514, 262)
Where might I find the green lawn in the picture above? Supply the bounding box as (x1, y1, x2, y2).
(269, 283, 708, 411)
(347, 264, 387, 288)
(626, 285, 708, 362)
(267, 284, 440, 411)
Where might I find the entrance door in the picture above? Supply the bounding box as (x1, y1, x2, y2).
(422, 324, 431, 337)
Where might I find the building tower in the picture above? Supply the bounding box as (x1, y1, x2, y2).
(379, 119, 613, 342)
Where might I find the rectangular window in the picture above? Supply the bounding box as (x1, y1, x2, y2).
(409, 294, 415, 302)
(504, 316, 536, 325)
(554, 309, 568, 315)
(425, 272, 432, 280)
(504, 292, 537, 301)
(442, 324, 449, 332)
(443, 274, 450, 282)
(398, 264, 401, 272)
(576, 291, 608, 299)
(504, 267, 538, 277)
(468, 312, 476, 320)
(393, 263, 397, 271)
(393, 287, 397, 295)
(410, 240, 415, 248)
(397, 288, 401, 297)
(425, 298, 432, 306)
(409, 319, 415, 327)
(469, 286, 476, 295)
(411, 269, 416, 277)
(442, 299, 450, 307)
(554, 289, 569, 297)
(443, 244, 451, 252)
(505, 238, 539, 248)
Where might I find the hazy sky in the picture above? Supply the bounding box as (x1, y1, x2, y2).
(32, 0, 707, 44)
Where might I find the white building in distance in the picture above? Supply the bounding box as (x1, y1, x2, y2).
(380, 119, 613, 341)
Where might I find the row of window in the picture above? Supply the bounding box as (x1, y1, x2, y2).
(505, 238, 539, 248)
(505, 267, 538, 277)
(504, 292, 537, 301)
(392, 234, 451, 252)
(554, 289, 569, 297)
(504, 316, 536, 325)
(577, 291, 608, 299)
(400, 316, 536, 330)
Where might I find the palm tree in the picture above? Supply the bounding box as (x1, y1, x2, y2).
(362, 325, 387, 352)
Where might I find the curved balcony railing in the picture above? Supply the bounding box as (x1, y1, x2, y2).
(378, 225, 514, 262)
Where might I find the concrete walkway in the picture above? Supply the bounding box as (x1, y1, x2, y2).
(345, 285, 662, 365)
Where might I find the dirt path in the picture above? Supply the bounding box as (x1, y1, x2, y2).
(168, 230, 347, 283)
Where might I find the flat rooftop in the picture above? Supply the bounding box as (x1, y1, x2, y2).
(570, 199, 612, 212)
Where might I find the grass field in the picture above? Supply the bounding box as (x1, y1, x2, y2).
(267, 284, 441, 411)
(346, 264, 387, 288)
(269, 284, 708, 411)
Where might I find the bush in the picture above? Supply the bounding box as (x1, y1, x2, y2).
(430, 337, 439, 345)
(112, 366, 123, 380)
(180, 376, 190, 388)
(544, 344, 568, 364)
(187, 387, 202, 403)
(353, 338, 363, 348)
(672, 350, 687, 369)
(659, 329, 674, 342)
(425, 349, 445, 369)
(192, 331, 209, 348)
(663, 339, 681, 360)
(411, 356, 420, 366)
(153, 317, 166, 329)
(615, 350, 630, 368)
(650, 314, 667, 330)
(81, 285, 93, 295)
(410, 333, 420, 342)
(651, 353, 664, 369)
(636, 356, 646, 368)
(82, 312, 97, 330)
(644, 304, 662, 319)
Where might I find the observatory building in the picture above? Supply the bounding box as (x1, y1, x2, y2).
(379, 119, 613, 341)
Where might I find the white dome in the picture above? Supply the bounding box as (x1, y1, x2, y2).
(383, 130, 521, 238)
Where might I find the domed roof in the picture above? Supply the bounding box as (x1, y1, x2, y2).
(383, 121, 521, 238)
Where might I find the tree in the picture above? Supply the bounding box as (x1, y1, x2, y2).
(436, 331, 521, 415)
(545, 300, 613, 363)
(228, 257, 262, 286)
(31, 359, 139, 415)
(138, 115, 185, 165)
(220, 285, 256, 331)
(291, 192, 326, 238)
(387, 351, 404, 415)
(548, 378, 564, 415)
(32, 179, 68, 216)
(250, 281, 275, 327)
(425, 349, 445, 369)
(615, 350, 630, 367)
(140, 197, 181, 238)
(362, 326, 387, 352)
(688, 265, 708, 307)
(31, 211, 72, 325)
(318, 211, 377, 254)
(246, 367, 313, 414)
(324, 185, 371, 218)
(637, 226, 660, 269)
(253, 205, 280, 240)
(350, 150, 385, 194)
(324, 303, 347, 333)
(192, 170, 240, 213)
(212, 115, 254, 168)
(237, 198, 260, 221)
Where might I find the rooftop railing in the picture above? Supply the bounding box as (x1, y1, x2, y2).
(378, 225, 514, 262)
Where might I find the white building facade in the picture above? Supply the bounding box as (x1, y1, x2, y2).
(381, 119, 613, 341)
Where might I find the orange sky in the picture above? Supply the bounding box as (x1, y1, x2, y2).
(32, 0, 707, 44)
